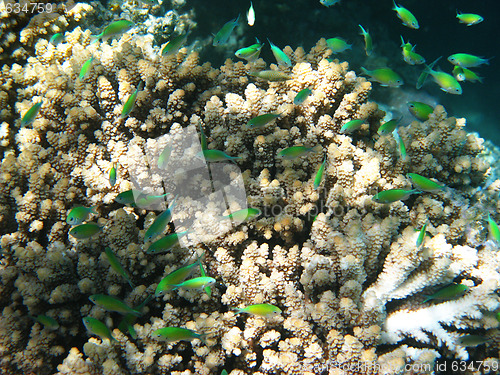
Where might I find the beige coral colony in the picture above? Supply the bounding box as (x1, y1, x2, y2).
(0, 0, 499, 374)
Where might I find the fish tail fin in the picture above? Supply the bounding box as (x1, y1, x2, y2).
(234, 14, 241, 25)
(359, 24, 366, 35)
(90, 34, 102, 44)
(360, 66, 369, 76)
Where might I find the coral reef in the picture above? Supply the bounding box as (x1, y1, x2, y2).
(0, 6, 499, 375)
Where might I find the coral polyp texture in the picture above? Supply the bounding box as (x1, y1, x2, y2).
(0, 22, 499, 375)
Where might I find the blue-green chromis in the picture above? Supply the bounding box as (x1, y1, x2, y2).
(83, 317, 116, 341)
(233, 303, 282, 318)
(293, 88, 312, 105)
(104, 247, 134, 288)
(66, 206, 97, 225)
(20, 102, 42, 127)
(358, 25, 372, 56)
(372, 189, 419, 204)
(69, 222, 102, 239)
(268, 39, 291, 67)
(392, 1, 419, 29)
(152, 326, 206, 344)
(213, 15, 239, 46)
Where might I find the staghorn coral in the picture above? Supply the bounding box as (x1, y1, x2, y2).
(0, 12, 499, 375)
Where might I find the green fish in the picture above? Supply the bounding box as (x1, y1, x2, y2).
(117, 313, 137, 339)
(66, 206, 97, 226)
(361, 67, 403, 87)
(452, 66, 483, 83)
(268, 39, 291, 67)
(104, 247, 134, 288)
(277, 146, 315, 160)
(372, 189, 419, 204)
(135, 192, 170, 208)
(423, 283, 469, 303)
(246, 113, 281, 128)
(171, 276, 216, 291)
(198, 121, 207, 151)
(89, 294, 141, 316)
(457, 334, 490, 347)
(33, 314, 59, 330)
(146, 230, 190, 254)
(115, 189, 137, 205)
(49, 33, 64, 45)
(248, 70, 291, 81)
(152, 327, 206, 344)
(359, 25, 372, 56)
(20, 102, 42, 127)
(213, 15, 239, 46)
(121, 83, 142, 119)
(447, 53, 490, 68)
(416, 56, 441, 90)
(199, 261, 212, 297)
(293, 88, 312, 105)
(392, 128, 407, 161)
(161, 34, 187, 56)
(496, 311, 500, 323)
(456, 12, 483, 26)
(400, 37, 425, 65)
(92, 19, 134, 43)
(235, 39, 263, 61)
(424, 66, 462, 94)
(109, 163, 117, 187)
(144, 197, 177, 241)
(407, 102, 433, 121)
(407, 173, 445, 192)
(416, 223, 427, 248)
(69, 222, 102, 239)
(233, 303, 282, 318)
(198, 149, 241, 163)
(221, 207, 262, 223)
(488, 214, 500, 243)
(157, 144, 172, 170)
(115, 190, 169, 207)
(326, 37, 352, 53)
(79, 57, 94, 80)
(313, 157, 327, 190)
(247, 1, 255, 26)
(155, 255, 203, 296)
(392, 1, 419, 29)
(82, 317, 116, 341)
(377, 119, 399, 135)
(221, 370, 229, 375)
(340, 119, 365, 133)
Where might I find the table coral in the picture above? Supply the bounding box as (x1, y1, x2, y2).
(0, 7, 499, 375)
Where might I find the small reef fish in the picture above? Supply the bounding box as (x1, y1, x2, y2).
(320, 0, 341, 7)
(79, 57, 94, 80)
(161, 34, 187, 56)
(69, 222, 102, 239)
(89, 294, 142, 316)
(198, 121, 207, 150)
(92, 19, 134, 43)
(115, 190, 169, 207)
(144, 197, 177, 241)
(33, 314, 59, 330)
(392, 1, 419, 29)
(49, 33, 64, 45)
(104, 247, 134, 288)
(247, 2, 255, 26)
(452, 66, 483, 83)
(135, 193, 170, 208)
(392, 128, 407, 161)
(424, 66, 462, 95)
(372, 189, 419, 204)
(118, 314, 137, 339)
(294, 88, 312, 105)
(246, 113, 281, 128)
(361, 67, 403, 87)
(221, 207, 262, 223)
(400, 37, 425, 65)
(487, 214, 500, 243)
(457, 334, 490, 347)
(340, 119, 365, 133)
(198, 149, 241, 163)
(359, 25, 372, 56)
(170, 276, 216, 291)
(407, 101, 433, 121)
(155, 256, 203, 296)
(416, 56, 441, 90)
(157, 144, 172, 169)
(248, 70, 291, 81)
(416, 223, 427, 249)
(313, 157, 327, 190)
(277, 146, 315, 160)
(146, 230, 190, 254)
(447, 53, 490, 68)
(82, 317, 116, 342)
(326, 37, 352, 53)
(377, 119, 399, 136)
(199, 261, 212, 297)
(109, 163, 117, 186)
(222, 370, 228, 375)
(407, 173, 445, 193)
(115, 189, 138, 205)
(213, 15, 239, 46)
(456, 12, 483, 26)
(20, 102, 42, 127)
(235, 40, 264, 62)
(233, 303, 282, 318)
(66, 206, 97, 225)
(423, 283, 469, 303)
(268, 39, 291, 67)
(152, 327, 206, 344)
(121, 83, 142, 119)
